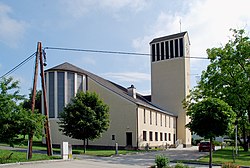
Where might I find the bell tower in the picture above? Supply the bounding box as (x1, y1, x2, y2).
(150, 32, 191, 147)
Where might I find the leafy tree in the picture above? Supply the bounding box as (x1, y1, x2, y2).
(186, 29, 250, 151)
(59, 91, 110, 153)
(186, 97, 235, 168)
(22, 89, 42, 114)
(0, 77, 44, 146)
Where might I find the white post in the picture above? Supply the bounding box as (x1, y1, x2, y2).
(62, 142, 69, 160)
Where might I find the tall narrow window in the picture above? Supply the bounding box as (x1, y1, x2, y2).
(160, 42, 164, 60)
(149, 131, 153, 141)
(165, 115, 167, 127)
(143, 109, 146, 124)
(151, 44, 155, 62)
(49, 72, 55, 118)
(57, 72, 65, 117)
(150, 111, 152, 125)
(67, 72, 75, 103)
(143, 131, 147, 141)
(169, 133, 171, 141)
(77, 74, 83, 92)
(155, 112, 157, 126)
(174, 39, 179, 57)
(165, 133, 167, 141)
(160, 132, 163, 141)
(160, 114, 162, 126)
(179, 38, 184, 57)
(169, 117, 171, 128)
(170, 40, 174, 58)
(165, 41, 169, 59)
(155, 132, 158, 141)
(156, 43, 160, 61)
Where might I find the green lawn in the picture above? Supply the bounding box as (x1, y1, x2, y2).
(0, 149, 60, 164)
(198, 147, 250, 166)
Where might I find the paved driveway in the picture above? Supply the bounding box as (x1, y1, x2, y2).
(0, 146, 221, 168)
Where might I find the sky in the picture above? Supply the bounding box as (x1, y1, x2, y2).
(0, 0, 250, 97)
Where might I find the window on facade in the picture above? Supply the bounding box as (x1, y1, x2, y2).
(165, 133, 167, 141)
(160, 114, 162, 126)
(144, 109, 146, 124)
(173, 118, 176, 128)
(77, 74, 83, 92)
(143, 131, 147, 141)
(160, 42, 164, 60)
(150, 111, 152, 125)
(156, 43, 160, 61)
(152, 44, 155, 62)
(170, 40, 174, 58)
(165, 41, 169, 59)
(165, 115, 167, 127)
(49, 72, 55, 118)
(160, 132, 163, 141)
(179, 38, 184, 57)
(155, 132, 158, 141)
(169, 133, 171, 141)
(174, 39, 179, 57)
(155, 112, 157, 126)
(112, 135, 115, 140)
(169, 117, 171, 128)
(149, 131, 153, 141)
(67, 72, 75, 103)
(57, 72, 65, 117)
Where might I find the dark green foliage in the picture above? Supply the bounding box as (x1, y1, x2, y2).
(0, 77, 44, 146)
(155, 154, 169, 168)
(22, 90, 42, 114)
(59, 91, 110, 152)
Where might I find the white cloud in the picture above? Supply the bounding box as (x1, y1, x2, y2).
(61, 0, 149, 18)
(0, 3, 27, 47)
(102, 72, 150, 82)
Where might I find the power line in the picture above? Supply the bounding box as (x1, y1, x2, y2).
(0, 52, 36, 79)
(44, 46, 209, 59)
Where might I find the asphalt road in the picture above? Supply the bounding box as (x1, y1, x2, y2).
(0, 146, 221, 168)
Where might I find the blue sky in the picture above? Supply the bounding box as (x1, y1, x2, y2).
(0, 0, 250, 96)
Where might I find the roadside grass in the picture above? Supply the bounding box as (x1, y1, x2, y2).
(174, 147, 250, 167)
(0, 149, 60, 164)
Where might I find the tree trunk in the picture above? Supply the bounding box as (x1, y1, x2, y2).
(83, 139, 86, 154)
(209, 137, 213, 168)
(242, 125, 249, 151)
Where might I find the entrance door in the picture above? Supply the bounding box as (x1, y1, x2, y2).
(126, 132, 132, 147)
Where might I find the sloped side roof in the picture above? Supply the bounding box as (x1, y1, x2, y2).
(150, 31, 190, 45)
(46, 62, 176, 116)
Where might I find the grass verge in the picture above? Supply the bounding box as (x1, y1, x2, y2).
(0, 149, 60, 164)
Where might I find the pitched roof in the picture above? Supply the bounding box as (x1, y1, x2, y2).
(46, 62, 176, 116)
(150, 31, 190, 44)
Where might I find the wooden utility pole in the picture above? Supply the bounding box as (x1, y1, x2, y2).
(27, 43, 40, 159)
(29, 42, 52, 158)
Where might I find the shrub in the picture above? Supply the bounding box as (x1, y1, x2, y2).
(173, 163, 190, 168)
(155, 154, 169, 168)
(222, 162, 239, 168)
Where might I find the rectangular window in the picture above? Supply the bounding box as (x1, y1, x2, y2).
(174, 39, 179, 57)
(144, 109, 146, 124)
(77, 74, 83, 92)
(160, 42, 164, 60)
(156, 43, 160, 61)
(173, 118, 176, 128)
(160, 132, 163, 141)
(112, 135, 115, 140)
(168, 133, 171, 141)
(149, 131, 153, 141)
(143, 131, 147, 141)
(155, 112, 157, 126)
(160, 114, 162, 126)
(165, 41, 169, 59)
(170, 40, 174, 58)
(169, 117, 171, 128)
(57, 72, 65, 117)
(150, 111, 152, 125)
(165, 133, 167, 141)
(67, 72, 75, 103)
(179, 38, 184, 57)
(165, 115, 167, 127)
(151, 44, 155, 62)
(155, 132, 158, 141)
(49, 72, 55, 118)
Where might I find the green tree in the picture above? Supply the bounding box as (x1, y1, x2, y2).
(186, 97, 235, 168)
(186, 29, 250, 151)
(59, 91, 110, 153)
(22, 89, 42, 114)
(0, 77, 44, 146)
